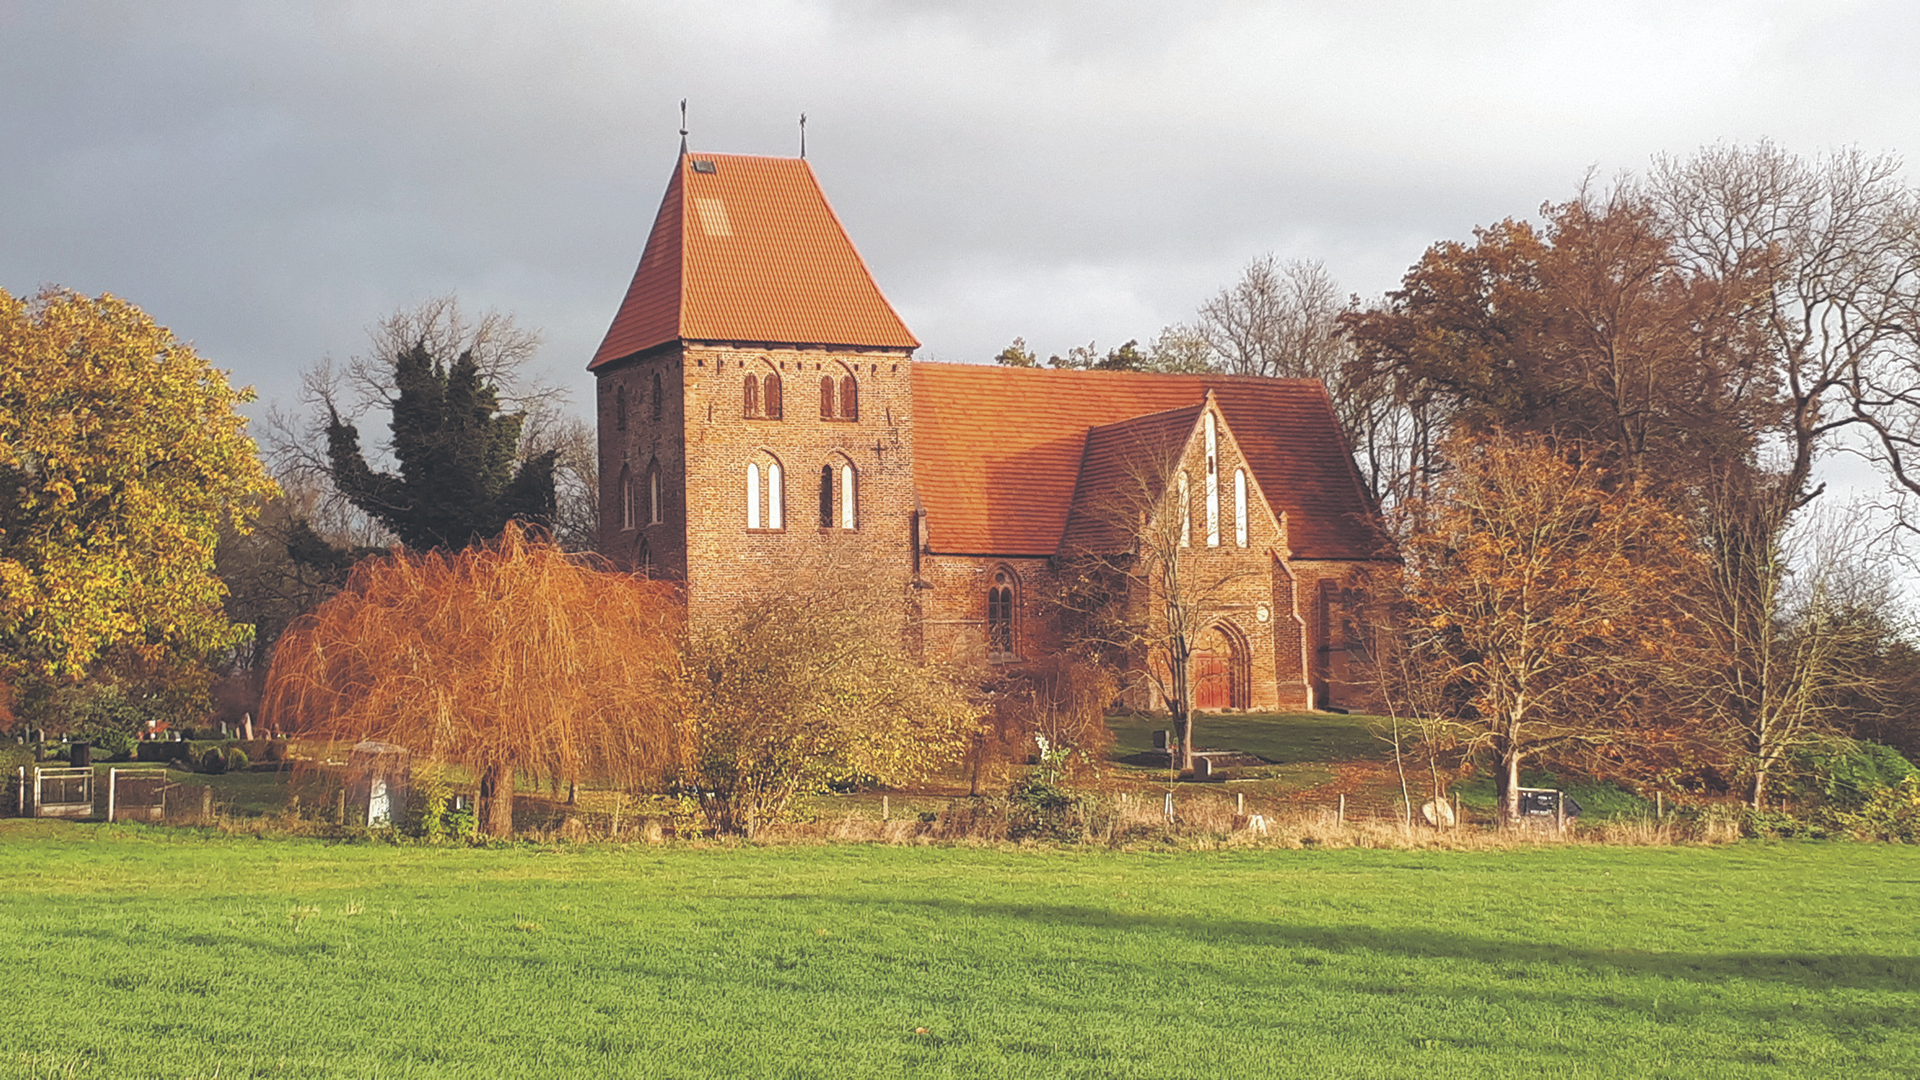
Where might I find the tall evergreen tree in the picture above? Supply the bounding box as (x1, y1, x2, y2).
(325, 341, 556, 551)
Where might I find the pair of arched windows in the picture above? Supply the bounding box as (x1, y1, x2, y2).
(817, 462, 858, 530)
(819, 374, 858, 421)
(743, 371, 783, 419)
(619, 462, 663, 531)
(746, 457, 784, 530)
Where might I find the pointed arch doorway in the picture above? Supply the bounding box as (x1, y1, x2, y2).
(1191, 623, 1249, 711)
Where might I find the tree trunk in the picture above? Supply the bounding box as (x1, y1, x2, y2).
(1748, 762, 1769, 811)
(1496, 747, 1522, 825)
(480, 763, 515, 837)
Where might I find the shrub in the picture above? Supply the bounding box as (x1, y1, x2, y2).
(224, 747, 249, 772)
(80, 728, 136, 761)
(1837, 774, 1920, 842)
(200, 747, 228, 774)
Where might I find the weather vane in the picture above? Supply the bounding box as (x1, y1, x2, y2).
(799, 113, 807, 159)
(679, 99, 689, 155)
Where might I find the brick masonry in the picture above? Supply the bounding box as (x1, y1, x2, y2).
(599, 356, 1379, 714)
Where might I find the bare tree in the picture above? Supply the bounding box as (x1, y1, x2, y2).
(1053, 428, 1258, 772)
(1689, 482, 1899, 808)
(1197, 255, 1348, 383)
(1649, 143, 1918, 515)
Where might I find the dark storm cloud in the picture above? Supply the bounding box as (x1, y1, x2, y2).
(3, 0, 1916, 412)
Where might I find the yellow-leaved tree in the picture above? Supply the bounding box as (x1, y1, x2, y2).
(0, 288, 275, 682)
(681, 554, 982, 837)
(1390, 432, 1701, 821)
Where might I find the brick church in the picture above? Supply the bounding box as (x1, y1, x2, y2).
(590, 151, 1390, 712)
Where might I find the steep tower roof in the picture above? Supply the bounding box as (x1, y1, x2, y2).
(589, 153, 919, 368)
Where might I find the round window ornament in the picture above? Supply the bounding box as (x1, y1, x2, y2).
(1255, 603, 1272, 624)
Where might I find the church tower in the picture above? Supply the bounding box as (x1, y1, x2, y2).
(588, 152, 920, 619)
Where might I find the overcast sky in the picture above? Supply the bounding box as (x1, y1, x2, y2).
(5, 0, 1918, 427)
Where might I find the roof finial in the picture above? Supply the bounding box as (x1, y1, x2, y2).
(678, 98, 689, 155)
(799, 113, 807, 159)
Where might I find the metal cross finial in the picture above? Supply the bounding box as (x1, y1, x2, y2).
(799, 113, 807, 159)
(679, 99, 689, 155)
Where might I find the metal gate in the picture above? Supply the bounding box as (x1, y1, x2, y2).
(12, 766, 95, 818)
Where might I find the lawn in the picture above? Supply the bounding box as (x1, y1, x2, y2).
(1106, 710, 1391, 764)
(2, 822, 1916, 1078)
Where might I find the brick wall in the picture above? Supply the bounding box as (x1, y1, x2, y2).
(599, 350, 1366, 714)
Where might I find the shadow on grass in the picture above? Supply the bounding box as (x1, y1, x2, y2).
(812, 895, 1919, 996)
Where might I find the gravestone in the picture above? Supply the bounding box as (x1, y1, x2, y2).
(346, 741, 411, 828)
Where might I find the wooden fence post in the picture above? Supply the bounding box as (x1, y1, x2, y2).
(1338, 793, 1345, 826)
(107, 768, 116, 823)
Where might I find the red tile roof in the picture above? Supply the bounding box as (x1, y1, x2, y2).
(1059, 404, 1203, 553)
(589, 154, 918, 368)
(910, 364, 1389, 560)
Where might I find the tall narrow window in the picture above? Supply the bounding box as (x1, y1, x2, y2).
(651, 371, 663, 421)
(818, 465, 834, 527)
(615, 385, 628, 432)
(819, 376, 836, 419)
(1178, 471, 1191, 547)
(746, 463, 762, 529)
(987, 569, 1016, 662)
(1204, 413, 1220, 547)
(763, 372, 783, 419)
(1234, 469, 1248, 547)
(766, 461, 783, 528)
(839, 375, 858, 421)
(620, 466, 635, 531)
(743, 375, 760, 418)
(840, 464, 857, 529)
(647, 461, 662, 525)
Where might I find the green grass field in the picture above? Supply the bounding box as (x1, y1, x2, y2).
(3, 822, 1915, 1078)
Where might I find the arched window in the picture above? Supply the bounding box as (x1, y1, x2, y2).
(840, 463, 857, 529)
(1204, 412, 1220, 547)
(1234, 468, 1248, 547)
(763, 372, 783, 419)
(615, 384, 628, 432)
(619, 466, 635, 531)
(651, 371, 663, 421)
(746, 459, 784, 529)
(819, 376, 836, 419)
(1178, 471, 1191, 548)
(818, 465, 834, 527)
(647, 459, 663, 526)
(987, 568, 1017, 663)
(743, 374, 759, 418)
(839, 374, 858, 421)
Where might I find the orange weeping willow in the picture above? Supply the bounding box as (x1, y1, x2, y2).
(261, 524, 683, 835)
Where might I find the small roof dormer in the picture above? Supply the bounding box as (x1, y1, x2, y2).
(590, 153, 918, 369)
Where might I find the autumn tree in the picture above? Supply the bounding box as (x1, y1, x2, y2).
(679, 553, 981, 837)
(1391, 433, 1699, 821)
(261, 524, 681, 836)
(0, 288, 276, 686)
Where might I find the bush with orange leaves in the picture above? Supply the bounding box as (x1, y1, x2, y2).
(261, 524, 681, 836)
